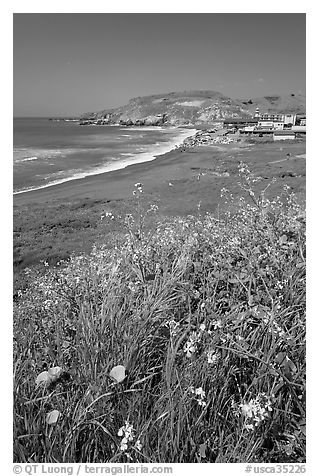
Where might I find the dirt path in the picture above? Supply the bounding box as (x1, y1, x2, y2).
(269, 153, 306, 164)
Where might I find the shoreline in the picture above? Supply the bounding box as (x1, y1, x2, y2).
(13, 139, 306, 209)
(14, 139, 306, 271)
(13, 127, 199, 196)
(13, 144, 195, 205)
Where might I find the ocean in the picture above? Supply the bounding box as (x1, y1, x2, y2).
(13, 118, 197, 194)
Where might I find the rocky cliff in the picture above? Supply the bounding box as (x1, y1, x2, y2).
(80, 90, 306, 126)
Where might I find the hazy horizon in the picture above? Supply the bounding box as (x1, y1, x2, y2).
(14, 13, 306, 117)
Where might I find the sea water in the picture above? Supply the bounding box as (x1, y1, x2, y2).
(13, 118, 196, 194)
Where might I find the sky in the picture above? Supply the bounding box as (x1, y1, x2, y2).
(13, 13, 306, 117)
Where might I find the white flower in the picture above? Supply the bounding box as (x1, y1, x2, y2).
(207, 350, 219, 365)
(35, 366, 63, 387)
(184, 342, 196, 358)
(134, 182, 143, 193)
(190, 386, 207, 407)
(135, 439, 142, 451)
(244, 423, 254, 431)
(117, 420, 137, 452)
(46, 409, 61, 425)
(166, 319, 180, 336)
(212, 319, 222, 329)
(198, 400, 207, 407)
(237, 393, 273, 428)
(195, 387, 206, 398)
(110, 365, 126, 384)
(240, 403, 253, 418)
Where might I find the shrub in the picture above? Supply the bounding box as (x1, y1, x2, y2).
(13, 167, 306, 463)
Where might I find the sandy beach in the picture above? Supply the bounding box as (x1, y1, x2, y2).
(13, 139, 306, 207)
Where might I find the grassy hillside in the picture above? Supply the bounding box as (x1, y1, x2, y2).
(239, 93, 306, 115)
(13, 166, 306, 463)
(81, 90, 253, 125)
(80, 90, 306, 126)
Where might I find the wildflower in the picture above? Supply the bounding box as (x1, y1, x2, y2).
(46, 409, 61, 425)
(236, 393, 273, 429)
(166, 319, 180, 337)
(195, 387, 205, 398)
(207, 349, 220, 365)
(134, 182, 143, 193)
(35, 366, 63, 387)
(110, 365, 126, 384)
(190, 386, 207, 407)
(199, 323, 206, 332)
(240, 402, 254, 418)
(147, 204, 159, 213)
(184, 340, 196, 358)
(184, 331, 201, 358)
(117, 420, 137, 452)
(135, 439, 142, 451)
(244, 423, 255, 431)
(212, 319, 222, 330)
(120, 439, 128, 452)
(101, 211, 115, 220)
(128, 281, 138, 293)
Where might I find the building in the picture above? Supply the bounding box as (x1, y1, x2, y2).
(257, 119, 275, 129)
(296, 115, 306, 126)
(257, 119, 284, 130)
(254, 107, 260, 118)
(259, 113, 284, 122)
(223, 118, 258, 130)
(291, 125, 306, 134)
(283, 114, 297, 126)
(239, 128, 274, 136)
(273, 130, 295, 141)
(272, 121, 285, 130)
(224, 112, 304, 134)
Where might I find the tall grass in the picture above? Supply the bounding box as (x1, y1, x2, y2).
(13, 165, 306, 463)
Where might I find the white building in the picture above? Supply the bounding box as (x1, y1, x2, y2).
(283, 114, 297, 126)
(273, 131, 295, 141)
(257, 120, 276, 130)
(292, 125, 306, 133)
(272, 121, 284, 130)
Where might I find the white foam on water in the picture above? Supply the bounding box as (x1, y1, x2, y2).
(14, 148, 65, 163)
(18, 156, 39, 162)
(124, 126, 167, 131)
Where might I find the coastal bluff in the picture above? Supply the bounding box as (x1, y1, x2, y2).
(79, 90, 306, 127)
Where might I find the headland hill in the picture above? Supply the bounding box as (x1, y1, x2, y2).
(13, 89, 306, 463)
(14, 89, 306, 276)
